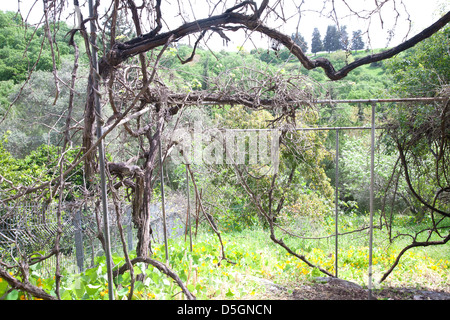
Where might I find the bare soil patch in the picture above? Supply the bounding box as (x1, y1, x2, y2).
(248, 276, 450, 300)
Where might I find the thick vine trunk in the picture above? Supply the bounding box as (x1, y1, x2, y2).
(107, 121, 162, 260)
(135, 117, 164, 258)
(83, 73, 96, 184)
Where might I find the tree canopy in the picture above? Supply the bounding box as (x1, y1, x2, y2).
(311, 28, 324, 55)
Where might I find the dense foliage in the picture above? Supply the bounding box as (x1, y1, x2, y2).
(382, 26, 450, 221)
(0, 11, 77, 84)
(0, 132, 84, 200)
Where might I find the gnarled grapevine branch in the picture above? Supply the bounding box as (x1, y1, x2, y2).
(113, 257, 196, 300)
(99, 5, 450, 80)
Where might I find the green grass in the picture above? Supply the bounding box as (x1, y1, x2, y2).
(2, 212, 449, 300)
(131, 212, 450, 299)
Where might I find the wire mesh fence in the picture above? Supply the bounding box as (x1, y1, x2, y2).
(0, 194, 188, 276)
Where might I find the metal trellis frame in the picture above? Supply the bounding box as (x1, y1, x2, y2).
(188, 96, 444, 299)
(101, 95, 447, 300)
(291, 97, 445, 299)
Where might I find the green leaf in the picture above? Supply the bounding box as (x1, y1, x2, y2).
(150, 270, 160, 283)
(6, 289, 19, 300)
(187, 284, 195, 292)
(119, 271, 131, 284)
(85, 284, 101, 296)
(60, 288, 72, 300)
(74, 282, 85, 299)
(0, 278, 9, 294)
(134, 262, 145, 274)
(143, 276, 151, 286)
(311, 267, 321, 277)
(195, 283, 204, 291)
(225, 288, 234, 297)
(117, 287, 129, 297)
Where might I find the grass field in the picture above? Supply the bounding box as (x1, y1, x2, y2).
(3, 211, 449, 300)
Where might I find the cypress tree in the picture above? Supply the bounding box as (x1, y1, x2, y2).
(323, 25, 340, 52)
(351, 30, 365, 53)
(339, 26, 349, 50)
(311, 28, 323, 55)
(291, 32, 308, 52)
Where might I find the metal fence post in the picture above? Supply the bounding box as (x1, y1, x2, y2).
(368, 102, 376, 299)
(186, 164, 193, 252)
(88, 0, 114, 300)
(335, 129, 339, 278)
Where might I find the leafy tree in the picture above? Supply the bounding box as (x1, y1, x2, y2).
(339, 26, 349, 50)
(0, 11, 77, 83)
(351, 30, 365, 53)
(323, 25, 341, 52)
(339, 134, 399, 212)
(0, 132, 84, 200)
(373, 26, 450, 282)
(0, 80, 13, 115)
(291, 32, 308, 52)
(206, 105, 333, 228)
(386, 26, 449, 97)
(1, 60, 87, 158)
(311, 28, 323, 55)
(322, 25, 350, 52)
(0, 132, 19, 194)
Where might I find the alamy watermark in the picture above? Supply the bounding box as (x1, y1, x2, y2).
(169, 121, 280, 173)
